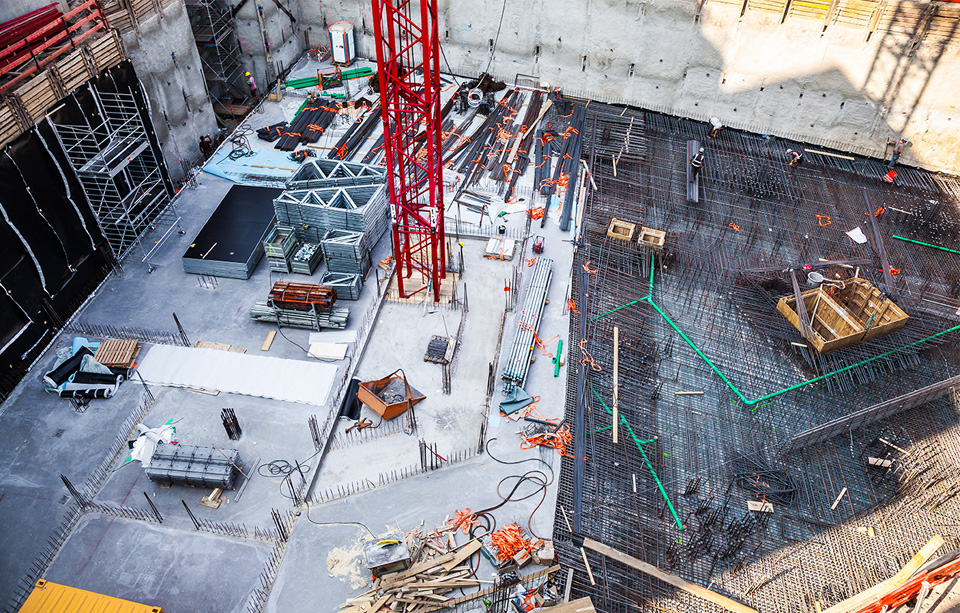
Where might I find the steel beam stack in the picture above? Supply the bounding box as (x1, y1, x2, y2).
(273, 184, 390, 246)
(249, 302, 349, 330)
(287, 159, 386, 189)
(145, 445, 241, 489)
(501, 257, 553, 393)
(317, 271, 363, 300)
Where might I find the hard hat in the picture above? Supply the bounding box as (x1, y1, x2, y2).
(901, 137, 908, 142)
(699, 147, 704, 153)
(786, 149, 793, 153)
(245, 72, 251, 76)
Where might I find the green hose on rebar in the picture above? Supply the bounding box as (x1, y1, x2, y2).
(588, 383, 683, 531)
(591, 252, 960, 409)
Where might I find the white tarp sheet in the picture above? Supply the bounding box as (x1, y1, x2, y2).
(137, 345, 338, 406)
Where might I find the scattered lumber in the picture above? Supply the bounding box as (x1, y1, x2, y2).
(582, 537, 758, 613)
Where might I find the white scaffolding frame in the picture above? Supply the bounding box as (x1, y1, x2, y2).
(51, 86, 182, 269)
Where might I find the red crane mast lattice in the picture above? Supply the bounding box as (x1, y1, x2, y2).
(371, 0, 446, 301)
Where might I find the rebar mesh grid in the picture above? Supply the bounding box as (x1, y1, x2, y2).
(553, 104, 960, 613)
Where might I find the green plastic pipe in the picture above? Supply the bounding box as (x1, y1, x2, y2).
(892, 235, 960, 255)
(553, 339, 563, 377)
(589, 384, 683, 530)
(590, 254, 656, 321)
(636, 252, 960, 407)
(591, 300, 641, 321)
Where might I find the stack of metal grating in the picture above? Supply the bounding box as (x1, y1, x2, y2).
(502, 257, 553, 393)
(286, 159, 386, 189)
(250, 281, 349, 330)
(144, 445, 241, 489)
(263, 224, 299, 273)
(321, 229, 372, 276)
(272, 184, 390, 251)
(317, 271, 363, 300)
(290, 242, 323, 274)
(250, 302, 349, 329)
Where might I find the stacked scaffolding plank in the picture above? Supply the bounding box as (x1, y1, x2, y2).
(251, 281, 348, 330)
(502, 257, 553, 392)
(317, 271, 363, 300)
(287, 159, 386, 189)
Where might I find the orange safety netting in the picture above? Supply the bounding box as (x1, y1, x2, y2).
(519, 321, 557, 358)
(579, 338, 602, 371)
(490, 523, 539, 562)
(522, 421, 573, 457)
(448, 508, 480, 535)
(527, 207, 545, 219)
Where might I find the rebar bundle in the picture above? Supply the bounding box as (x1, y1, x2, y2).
(501, 256, 553, 392)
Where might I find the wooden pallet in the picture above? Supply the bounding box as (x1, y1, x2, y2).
(95, 339, 140, 367)
(194, 341, 247, 354)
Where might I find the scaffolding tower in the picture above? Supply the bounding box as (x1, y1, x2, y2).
(185, 0, 248, 111)
(51, 86, 182, 269)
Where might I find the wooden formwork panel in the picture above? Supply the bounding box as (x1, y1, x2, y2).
(55, 47, 93, 94)
(746, 0, 788, 14)
(14, 71, 61, 124)
(133, 0, 157, 22)
(835, 0, 882, 28)
(88, 30, 125, 72)
(789, 0, 831, 20)
(0, 100, 25, 148)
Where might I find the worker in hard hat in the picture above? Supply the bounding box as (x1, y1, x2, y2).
(709, 117, 723, 139)
(786, 148, 804, 167)
(245, 71, 257, 96)
(887, 137, 908, 168)
(689, 147, 705, 177)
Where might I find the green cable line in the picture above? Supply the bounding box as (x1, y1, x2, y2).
(589, 384, 684, 531)
(892, 235, 960, 255)
(594, 253, 960, 408)
(590, 300, 641, 321)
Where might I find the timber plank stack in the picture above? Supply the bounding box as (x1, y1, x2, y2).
(268, 281, 336, 313)
(275, 101, 339, 151)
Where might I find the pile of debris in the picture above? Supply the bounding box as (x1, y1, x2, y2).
(340, 519, 560, 613)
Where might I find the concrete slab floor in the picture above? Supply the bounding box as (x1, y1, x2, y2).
(0, 81, 575, 611)
(267, 436, 561, 613)
(44, 514, 273, 611)
(92, 387, 327, 530)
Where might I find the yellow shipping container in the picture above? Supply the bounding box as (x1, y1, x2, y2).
(20, 580, 163, 613)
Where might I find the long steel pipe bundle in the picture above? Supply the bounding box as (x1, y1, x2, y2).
(501, 256, 553, 392)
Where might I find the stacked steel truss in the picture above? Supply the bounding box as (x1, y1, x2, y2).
(372, 0, 446, 301)
(185, 0, 247, 108)
(51, 87, 180, 267)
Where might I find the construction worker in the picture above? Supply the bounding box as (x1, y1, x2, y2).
(709, 117, 723, 139)
(689, 147, 705, 177)
(245, 71, 257, 96)
(786, 148, 803, 167)
(888, 137, 908, 168)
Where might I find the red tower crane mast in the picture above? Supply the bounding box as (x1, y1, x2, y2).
(371, 0, 446, 301)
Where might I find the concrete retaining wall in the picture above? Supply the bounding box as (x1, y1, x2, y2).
(303, 0, 960, 174)
(122, 1, 217, 182)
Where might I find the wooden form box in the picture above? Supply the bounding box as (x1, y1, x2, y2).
(777, 279, 908, 353)
(637, 227, 666, 250)
(606, 218, 635, 241)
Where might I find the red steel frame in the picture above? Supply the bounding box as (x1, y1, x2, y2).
(371, 0, 446, 301)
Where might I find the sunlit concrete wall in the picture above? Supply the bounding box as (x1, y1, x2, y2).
(306, 0, 960, 174)
(121, 2, 217, 182)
